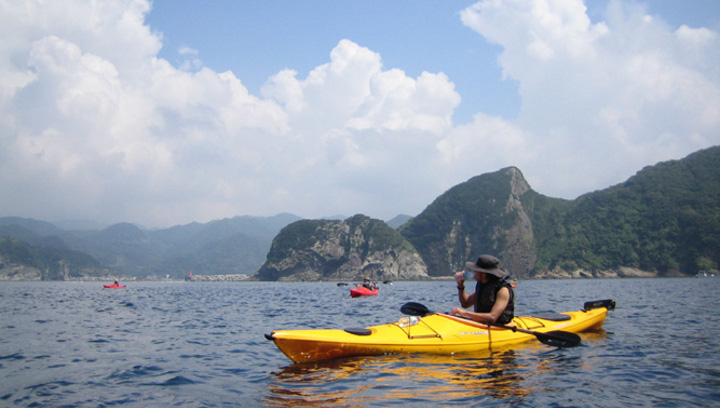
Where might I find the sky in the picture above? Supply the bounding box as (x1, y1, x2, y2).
(1, 0, 719, 228)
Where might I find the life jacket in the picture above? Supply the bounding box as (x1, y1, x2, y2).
(474, 277, 515, 325)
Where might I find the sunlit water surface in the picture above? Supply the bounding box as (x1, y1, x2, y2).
(1, 278, 719, 407)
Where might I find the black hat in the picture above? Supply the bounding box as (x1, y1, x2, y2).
(465, 255, 506, 278)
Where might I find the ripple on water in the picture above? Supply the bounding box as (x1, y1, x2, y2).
(1, 279, 719, 407)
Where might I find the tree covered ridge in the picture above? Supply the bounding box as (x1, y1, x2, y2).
(402, 146, 720, 277)
(536, 146, 720, 275)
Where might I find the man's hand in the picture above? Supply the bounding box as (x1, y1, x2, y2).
(454, 271, 465, 287)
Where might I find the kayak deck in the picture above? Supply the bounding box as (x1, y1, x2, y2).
(267, 300, 615, 363)
(350, 287, 379, 297)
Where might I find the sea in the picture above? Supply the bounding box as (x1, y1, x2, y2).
(1, 278, 718, 407)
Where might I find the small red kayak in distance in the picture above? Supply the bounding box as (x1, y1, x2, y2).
(103, 284, 126, 289)
(350, 287, 378, 297)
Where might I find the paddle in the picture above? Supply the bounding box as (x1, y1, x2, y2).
(400, 302, 581, 348)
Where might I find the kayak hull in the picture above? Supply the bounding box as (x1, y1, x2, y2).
(350, 287, 378, 297)
(103, 284, 126, 289)
(267, 300, 614, 363)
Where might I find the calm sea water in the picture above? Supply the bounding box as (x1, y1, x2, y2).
(1, 278, 718, 407)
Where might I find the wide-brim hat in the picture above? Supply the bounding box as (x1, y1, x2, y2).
(465, 255, 506, 278)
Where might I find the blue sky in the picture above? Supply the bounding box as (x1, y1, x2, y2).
(2, 0, 720, 227)
(146, 1, 519, 124)
(146, 0, 720, 124)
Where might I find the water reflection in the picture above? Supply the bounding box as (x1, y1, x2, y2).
(265, 343, 565, 407)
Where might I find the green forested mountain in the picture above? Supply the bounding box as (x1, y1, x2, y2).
(533, 146, 720, 276)
(0, 235, 108, 280)
(400, 146, 720, 278)
(0, 214, 301, 279)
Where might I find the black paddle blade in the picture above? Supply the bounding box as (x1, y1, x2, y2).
(583, 299, 616, 311)
(400, 302, 432, 316)
(535, 330, 582, 348)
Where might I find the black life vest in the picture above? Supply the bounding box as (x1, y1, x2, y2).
(474, 277, 515, 325)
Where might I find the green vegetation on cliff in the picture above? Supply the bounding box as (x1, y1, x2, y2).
(268, 215, 416, 264)
(258, 214, 426, 281)
(401, 146, 720, 278)
(535, 146, 720, 275)
(399, 167, 547, 276)
(345, 214, 416, 253)
(0, 237, 105, 280)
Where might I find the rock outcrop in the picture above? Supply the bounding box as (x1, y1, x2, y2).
(495, 168, 537, 277)
(256, 215, 429, 281)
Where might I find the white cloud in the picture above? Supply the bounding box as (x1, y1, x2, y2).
(178, 46, 198, 56)
(177, 46, 202, 71)
(0, 1, 461, 225)
(0, 0, 718, 227)
(435, 113, 530, 190)
(458, 0, 720, 197)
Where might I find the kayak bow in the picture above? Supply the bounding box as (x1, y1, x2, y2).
(266, 299, 615, 363)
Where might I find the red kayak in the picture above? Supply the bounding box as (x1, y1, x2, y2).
(350, 287, 378, 297)
(103, 284, 126, 289)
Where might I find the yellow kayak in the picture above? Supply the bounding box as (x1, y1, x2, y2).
(266, 299, 615, 363)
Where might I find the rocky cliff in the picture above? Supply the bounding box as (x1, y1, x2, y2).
(399, 167, 542, 277)
(493, 168, 537, 277)
(256, 215, 429, 281)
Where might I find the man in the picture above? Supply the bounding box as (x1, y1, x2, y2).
(451, 254, 515, 325)
(356, 278, 373, 290)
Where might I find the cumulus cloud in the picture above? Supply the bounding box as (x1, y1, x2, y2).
(458, 0, 720, 195)
(0, 0, 718, 227)
(0, 1, 460, 225)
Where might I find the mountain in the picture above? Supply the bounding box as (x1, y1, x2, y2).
(400, 146, 720, 279)
(399, 167, 549, 277)
(148, 213, 302, 277)
(533, 145, 720, 277)
(256, 214, 428, 281)
(0, 214, 302, 280)
(0, 217, 66, 237)
(0, 220, 112, 280)
(386, 214, 413, 229)
(0, 234, 110, 280)
(67, 223, 168, 275)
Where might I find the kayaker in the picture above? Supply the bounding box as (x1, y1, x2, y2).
(356, 278, 373, 290)
(451, 255, 515, 325)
